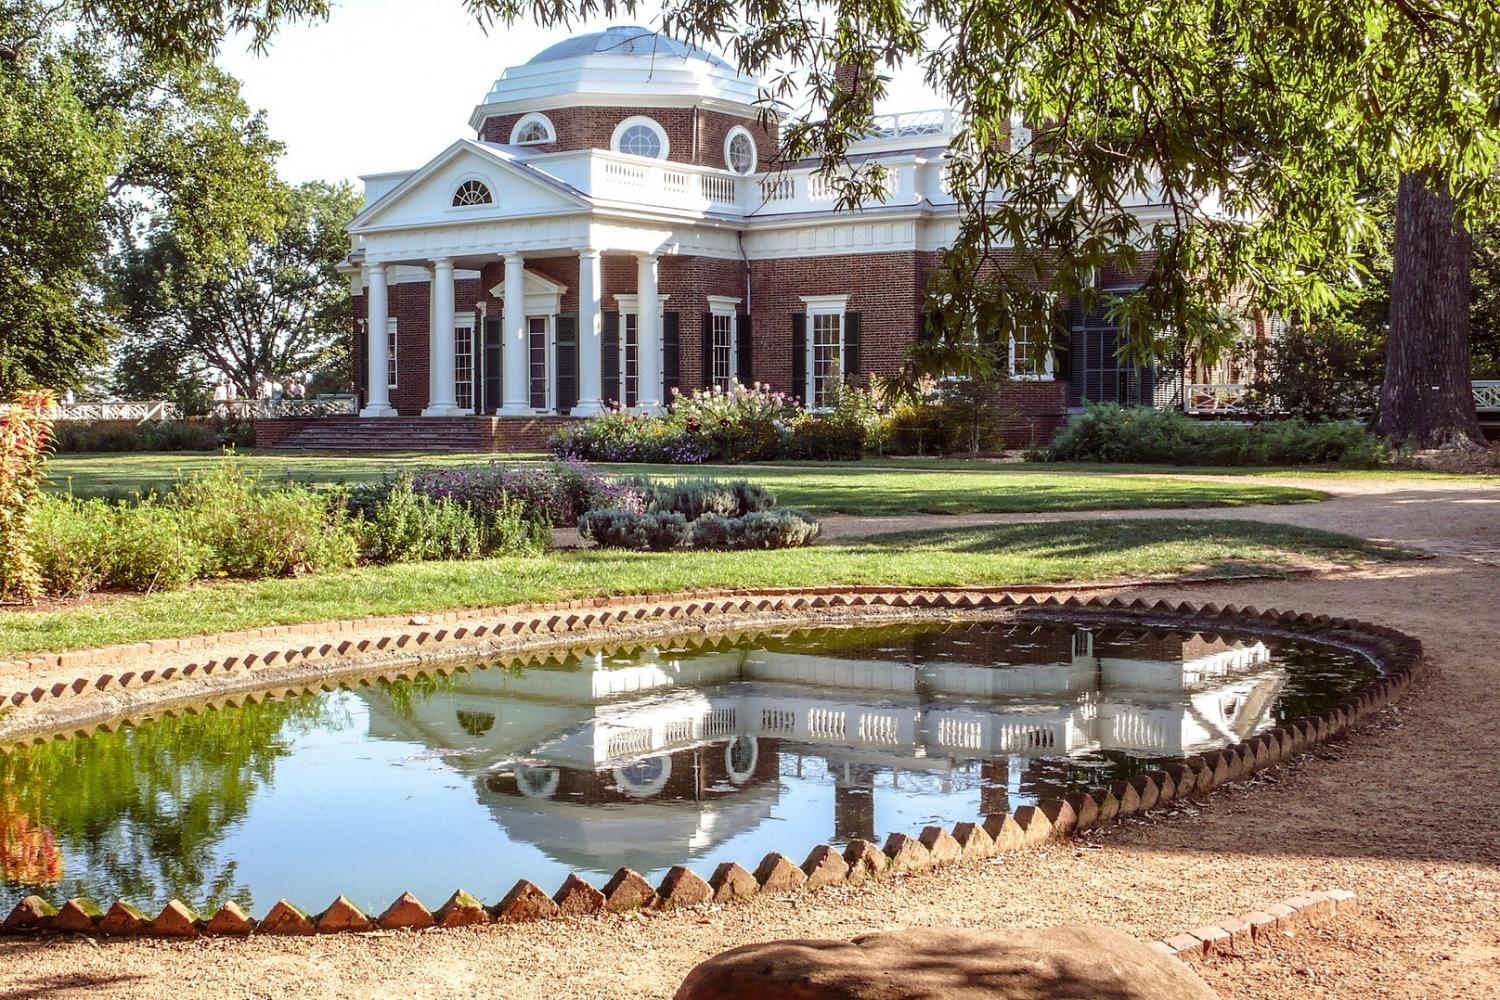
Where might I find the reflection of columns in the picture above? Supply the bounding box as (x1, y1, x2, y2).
(573, 249, 604, 416)
(359, 263, 396, 416)
(979, 757, 1010, 817)
(500, 253, 529, 414)
(422, 257, 463, 416)
(635, 252, 662, 412)
(833, 762, 876, 843)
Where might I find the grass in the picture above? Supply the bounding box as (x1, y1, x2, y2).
(44, 450, 1327, 514)
(0, 520, 1412, 657)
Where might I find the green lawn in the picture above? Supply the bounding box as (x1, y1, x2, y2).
(0, 520, 1411, 657)
(45, 450, 1326, 514)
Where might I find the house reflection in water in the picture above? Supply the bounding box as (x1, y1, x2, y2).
(360, 623, 1285, 875)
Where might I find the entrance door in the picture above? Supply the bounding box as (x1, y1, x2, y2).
(481, 317, 503, 414)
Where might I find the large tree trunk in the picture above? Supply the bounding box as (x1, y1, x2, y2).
(1376, 171, 1487, 449)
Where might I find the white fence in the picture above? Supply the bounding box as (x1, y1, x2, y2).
(211, 395, 359, 419)
(1187, 381, 1500, 417)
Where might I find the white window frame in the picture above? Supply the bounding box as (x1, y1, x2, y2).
(450, 176, 494, 209)
(526, 313, 553, 411)
(454, 312, 476, 410)
(614, 293, 671, 404)
(723, 126, 757, 175)
(386, 317, 399, 389)
(509, 112, 556, 145)
(611, 115, 670, 160)
(800, 294, 849, 409)
(1009, 298, 1056, 381)
(707, 295, 742, 390)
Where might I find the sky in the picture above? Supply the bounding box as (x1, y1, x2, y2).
(218, 0, 941, 187)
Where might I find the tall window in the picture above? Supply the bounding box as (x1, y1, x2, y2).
(528, 316, 549, 409)
(454, 321, 475, 409)
(811, 312, 843, 408)
(386, 318, 399, 389)
(711, 313, 734, 390)
(1010, 320, 1054, 378)
(452, 180, 493, 206)
(622, 313, 639, 407)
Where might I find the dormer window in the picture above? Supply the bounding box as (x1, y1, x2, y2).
(510, 113, 555, 145)
(612, 116, 668, 159)
(453, 180, 493, 206)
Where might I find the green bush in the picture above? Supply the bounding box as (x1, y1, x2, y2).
(107, 501, 204, 591)
(29, 497, 112, 597)
(578, 509, 691, 550)
(171, 460, 358, 578)
(1044, 403, 1389, 468)
(361, 478, 483, 563)
(52, 418, 254, 453)
(483, 495, 551, 556)
(788, 384, 882, 460)
(689, 509, 822, 550)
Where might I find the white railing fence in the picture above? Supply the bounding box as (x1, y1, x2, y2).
(1188, 381, 1500, 417)
(25, 400, 181, 423)
(212, 395, 359, 419)
(1475, 380, 1500, 411)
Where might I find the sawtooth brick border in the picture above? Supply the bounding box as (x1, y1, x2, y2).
(0, 591, 1421, 941)
(1153, 889, 1360, 963)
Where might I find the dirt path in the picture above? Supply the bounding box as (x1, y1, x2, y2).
(3, 475, 1498, 1000)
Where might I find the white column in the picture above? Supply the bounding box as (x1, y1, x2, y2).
(500, 253, 530, 414)
(573, 249, 604, 416)
(422, 257, 463, 416)
(635, 252, 663, 412)
(360, 263, 396, 417)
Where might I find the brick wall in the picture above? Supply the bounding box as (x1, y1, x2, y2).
(748, 250, 935, 402)
(479, 105, 780, 170)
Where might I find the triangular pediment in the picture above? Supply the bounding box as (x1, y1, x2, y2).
(349, 140, 589, 233)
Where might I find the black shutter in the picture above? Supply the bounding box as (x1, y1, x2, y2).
(483, 317, 503, 414)
(555, 313, 579, 413)
(791, 313, 807, 403)
(354, 323, 368, 404)
(601, 311, 620, 406)
(663, 311, 681, 399)
(843, 312, 862, 386)
(736, 314, 753, 384)
(919, 309, 942, 345)
(701, 313, 715, 389)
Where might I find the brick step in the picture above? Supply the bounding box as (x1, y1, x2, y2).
(254, 416, 576, 452)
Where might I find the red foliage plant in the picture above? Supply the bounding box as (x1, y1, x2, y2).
(0, 390, 55, 603)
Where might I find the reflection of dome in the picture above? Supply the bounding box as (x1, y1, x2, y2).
(613, 755, 672, 798)
(527, 26, 731, 69)
(515, 765, 561, 799)
(724, 736, 758, 784)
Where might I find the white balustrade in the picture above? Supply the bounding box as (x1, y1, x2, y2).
(1475, 380, 1500, 411)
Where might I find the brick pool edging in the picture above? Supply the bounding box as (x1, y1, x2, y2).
(0, 592, 1423, 941)
(1153, 889, 1360, 964)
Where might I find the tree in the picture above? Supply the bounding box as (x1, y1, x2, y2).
(0, 2, 319, 394)
(113, 180, 360, 402)
(468, 0, 1499, 439)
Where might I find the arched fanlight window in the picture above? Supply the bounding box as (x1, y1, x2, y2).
(612, 116, 668, 159)
(452, 180, 493, 207)
(510, 113, 555, 145)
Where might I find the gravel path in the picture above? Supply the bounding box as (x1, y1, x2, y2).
(4, 474, 1498, 1000)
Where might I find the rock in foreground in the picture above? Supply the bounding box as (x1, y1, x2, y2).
(674, 925, 1219, 1000)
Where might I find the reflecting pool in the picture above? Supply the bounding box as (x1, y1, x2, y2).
(0, 619, 1375, 914)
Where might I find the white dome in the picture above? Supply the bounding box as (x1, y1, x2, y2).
(471, 25, 760, 126)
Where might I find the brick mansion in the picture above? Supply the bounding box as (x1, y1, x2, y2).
(326, 25, 1178, 450)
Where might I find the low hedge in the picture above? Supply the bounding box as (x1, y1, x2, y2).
(1042, 403, 1389, 468)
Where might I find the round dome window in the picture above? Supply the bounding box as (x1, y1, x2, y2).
(725, 128, 757, 174)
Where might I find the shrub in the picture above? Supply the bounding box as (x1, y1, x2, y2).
(1044, 403, 1389, 468)
(483, 494, 551, 556)
(170, 457, 358, 578)
(404, 458, 644, 528)
(1, 391, 53, 602)
(549, 408, 710, 464)
(51, 418, 252, 453)
(362, 478, 482, 563)
(29, 496, 112, 597)
(106, 500, 204, 591)
(644, 479, 741, 519)
(689, 508, 821, 550)
(787, 384, 882, 461)
(578, 508, 691, 550)
(670, 383, 791, 462)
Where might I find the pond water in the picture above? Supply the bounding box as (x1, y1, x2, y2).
(0, 619, 1375, 915)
